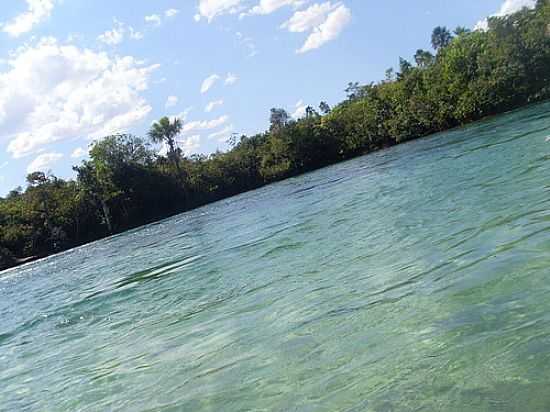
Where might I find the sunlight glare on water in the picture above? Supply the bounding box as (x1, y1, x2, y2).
(1, 103, 550, 411)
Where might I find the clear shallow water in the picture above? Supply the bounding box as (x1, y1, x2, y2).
(1, 104, 550, 412)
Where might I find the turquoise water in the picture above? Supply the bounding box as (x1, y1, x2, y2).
(1, 103, 550, 411)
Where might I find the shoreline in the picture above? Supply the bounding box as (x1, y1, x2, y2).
(2, 99, 548, 274)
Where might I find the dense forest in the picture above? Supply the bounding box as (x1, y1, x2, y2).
(1, 1, 549, 271)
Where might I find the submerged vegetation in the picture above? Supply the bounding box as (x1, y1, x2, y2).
(1, 1, 549, 271)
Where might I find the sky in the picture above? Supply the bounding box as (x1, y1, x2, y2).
(0, 0, 537, 194)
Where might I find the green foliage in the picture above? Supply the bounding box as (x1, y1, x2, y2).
(148, 117, 184, 177)
(1, 4, 549, 271)
(431, 26, 454, 50)
(414, 49, 435, 68)
(0, 246, 14, 271)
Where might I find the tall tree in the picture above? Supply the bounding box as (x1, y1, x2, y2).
(319, 101, 331, 115)
(345, 82, 362, 100)
(431, 26, 453, 50)
(398, 57, 413, 78)
(305, 106, 317, 118)
(149, 116, 184, 176)
(384, 68, 395, 82)
(74, 134, 155, 233)
(270, 108, 290, 132)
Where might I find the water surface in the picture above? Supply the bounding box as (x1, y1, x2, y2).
(1, 103, 550, 411)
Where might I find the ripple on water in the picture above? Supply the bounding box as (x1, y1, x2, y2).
(1, 102, 550, 411)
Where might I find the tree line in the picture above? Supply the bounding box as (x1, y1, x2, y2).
(1, 1, 549, 271)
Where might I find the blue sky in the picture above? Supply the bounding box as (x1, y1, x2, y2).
(0, 0, 535, 194)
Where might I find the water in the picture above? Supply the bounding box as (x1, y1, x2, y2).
(1, 103, 550, 412)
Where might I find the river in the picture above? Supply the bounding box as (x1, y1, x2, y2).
(1, 103, 549, 411)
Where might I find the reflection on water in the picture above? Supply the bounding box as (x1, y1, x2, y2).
(1, 103, 550, 411)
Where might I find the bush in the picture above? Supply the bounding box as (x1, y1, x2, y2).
(0, 247, 15, 271)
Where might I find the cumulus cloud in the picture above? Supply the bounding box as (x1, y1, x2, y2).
(1, 0, 55, 37)
(71, 147, 86, 158)
(97, 19, 143, 46)
(201, 74, 221, 93)
(27, 152, 63, 173)
(165, 95, 179, 108)
(292, 99, 307, 118)
(145, 9, 180, 26)
(225, 72, 239, 85)
(98, 23, 124, 45)
(0, 37, 159, 158)
(195, 0, 244, 22)
(178, 135, 202, 155)
(245, 0, 307, 16)
(281, 1, 337, 32)
(183, 115, 229, 133)
(165, 8, 180, 18)
(205, 99, 224, 112)
(145, 14, 162, 26)
(475, 0, 536, 30)
(296, 3, 351, 54)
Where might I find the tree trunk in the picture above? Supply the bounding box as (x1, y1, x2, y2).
(100, 199, 113, 234)
(168, 140, 187, 190)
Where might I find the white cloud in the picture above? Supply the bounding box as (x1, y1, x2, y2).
(165, 95, 179, 108)
(475, 0, 536, 30)
(145, 9, 179, 26)
(225, 72, 239, 85)
(98, 21, 124, 45)
(183, 115, 229, 133)
(474, 20, 489, 31)
(195, 0, 244, 22)
(129, 28, 144, 40)
(71, 147, 86, 158)
(0, 37, 159, 158)
(281, 1, 337, 32)
(195, 0, 242, 23)
(208, 124, 234, 142)
(201, 74, 221, 93)
(292, 99, 307, 118)
(145, 14, 162, 26)
(97, 19, 143, 46)
(205, 99, 224, 112)
(27, 152, 63, 173)
(245, 0, 307, 16)
(498, 0, 536, 14)
(1, 0, 55, 37)
(297, 3, 351, 54)
(178, 135, 202, 155)
(165, 8, 180, 18)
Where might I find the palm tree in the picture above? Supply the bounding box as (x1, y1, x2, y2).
(431, 26, 453, 50)
(148, 116, 184, 176)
